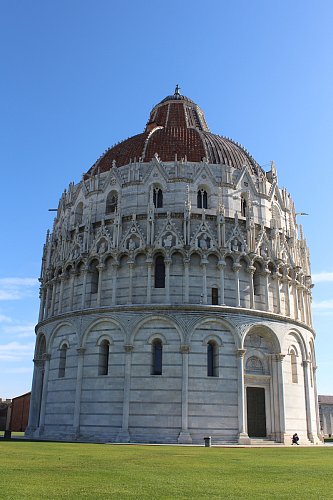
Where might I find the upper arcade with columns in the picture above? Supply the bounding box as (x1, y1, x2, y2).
(38, 88, 313, 327)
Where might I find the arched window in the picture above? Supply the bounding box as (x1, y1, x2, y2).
(98, 340, 110, 376)
(58, 344, 68, 378)
(207, 341, 218, 377)
(290, 349, 298, 383)
(197, 189, 208, 209)
(155, 255, 165, 288)
(153, 188, 163, 208)
(75, 202, 83, 225)
(106, 191, 118, 214)
(241, 195, 247, 217)
(151, 339, 163, 375)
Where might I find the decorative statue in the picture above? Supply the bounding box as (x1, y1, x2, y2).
(163, 234, 173, 248)
(128, 238, 136, 251)
(199, 234, 208, 250)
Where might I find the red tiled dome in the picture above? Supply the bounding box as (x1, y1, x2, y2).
(86, 89, 261, 177)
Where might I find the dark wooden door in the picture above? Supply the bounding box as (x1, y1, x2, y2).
(246, 387, 266, 437)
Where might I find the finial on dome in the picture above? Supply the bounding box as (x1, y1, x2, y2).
(174, 84, 181, 95)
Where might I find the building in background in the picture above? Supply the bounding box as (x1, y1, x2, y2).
(10, 392, 30, 432)
(318, 395, 333, 437)
(0, 399, 11, 432)
(26, 88, 321, 445)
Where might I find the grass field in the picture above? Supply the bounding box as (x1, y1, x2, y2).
(0, 441, 332, 499)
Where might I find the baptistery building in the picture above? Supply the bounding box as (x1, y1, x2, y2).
(27, 88, 321, 444)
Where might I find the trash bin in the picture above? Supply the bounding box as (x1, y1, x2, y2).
(4, 430, 11, 439)
(204, 436, 211, 447)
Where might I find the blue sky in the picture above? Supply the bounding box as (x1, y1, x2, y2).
(0, 0, 332, 398)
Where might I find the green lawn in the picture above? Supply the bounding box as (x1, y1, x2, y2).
(0, 441, 332, 499)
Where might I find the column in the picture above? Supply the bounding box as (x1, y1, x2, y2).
(178, 345, 192, 444)
(69, 270, 76, 311)
(302, 359, 315, 442)
(218, 261, 225, 305)
(236, 349, 250, 444)
(201, 260, 207, 304)
(299, 286, 306, 323)
(116, 344, 133, 442)
(263, 269, 270, 312)
(81, 268, 88, 310)
(38, 353, 51, 434)
(127, 261, 134, 304)
(312, 366, 322, 441)
(274, 273, 281, 314)
(292, 280, 299, 320)
(184, 259, 190, 303)
(304, 290, 311, 326)
(97, 264, 105, 307)
(146, 259, 152, 303)
(57, 277, 65, 315)
(38, 286, 46, 323)
(233, 264, 241, 307)
(274, 354, 287, 443)
(111, 263, 118, 305)
(50, 279, 57, 316)
(73, 347, 86, 439)
(44, 284, 51, 319)
(247, 266, 255, 309)
(26, 359, 44, 435)
(165, 259, 171, 303)
(269, 355, 279, 440)
(284, 277, 291, 317)
(308, 291, 314, 327)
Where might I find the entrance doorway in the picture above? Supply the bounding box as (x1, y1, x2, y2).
(246, 387, 266, 437)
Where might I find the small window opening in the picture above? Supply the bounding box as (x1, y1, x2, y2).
(212, 287, 219, 305)
(152, 339, 163, 375)
(207, 341, 218, 377)
(291, 350, 298, 383)
(90, 263, 99, 294)
(155, 255, 165, 288)
(153, 188, 163, 208)
(197, 189, 208, 209)
(58, 344, 68, 378)
(98, 340, 110, 376)
(106, 192, 118, 214)
(241, 196, 247, 217)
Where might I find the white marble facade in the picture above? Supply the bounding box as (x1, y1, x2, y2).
(26, 91, 322, 444)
